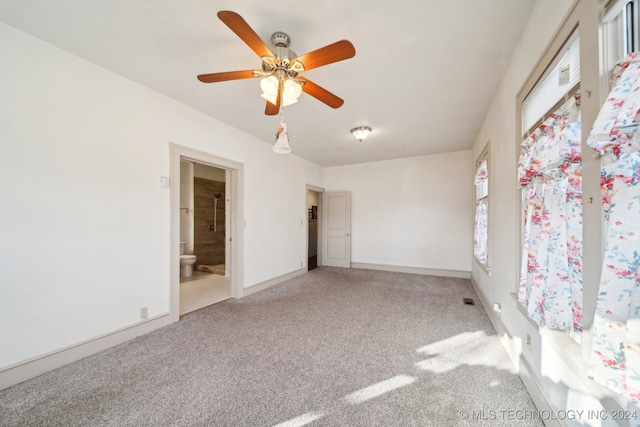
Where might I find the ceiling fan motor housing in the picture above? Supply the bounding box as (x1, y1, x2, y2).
(271, 31, 290, 48)
(267, 31, 300, 79)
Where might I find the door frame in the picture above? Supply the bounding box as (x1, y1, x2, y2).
(169, 143, 244, 322)
(306, 184, 324, 270)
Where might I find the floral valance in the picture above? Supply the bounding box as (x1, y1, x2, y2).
(588, 51, 640, 155)
(518, 94, 581, 187)
(586, 52, 640, 403)
(475, 158, 488, 185)
(517, 92, 583, 338)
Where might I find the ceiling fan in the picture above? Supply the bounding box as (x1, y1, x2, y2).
(197, 11, 356, 116)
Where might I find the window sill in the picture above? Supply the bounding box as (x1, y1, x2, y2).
(511, 284, 628, 410)
(511, 293, 591, 391)
(511, 292, 544, 330)
(473, 257, 492, 277)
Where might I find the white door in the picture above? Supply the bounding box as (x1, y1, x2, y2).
(322, 191, 351, 268)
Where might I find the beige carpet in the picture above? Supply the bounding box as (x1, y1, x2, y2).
(0, 267, 542, 426)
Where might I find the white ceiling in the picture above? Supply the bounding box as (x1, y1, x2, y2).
(0, 0, 535, 167)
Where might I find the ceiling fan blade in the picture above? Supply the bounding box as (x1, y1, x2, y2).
(265, 85, 281, 115)
(293, 40, 355, 71)
(217, 11, 273, 58)
(197, 70, 257, 83)
(300, 79, 344, 109)
(265, 100, 279, 116)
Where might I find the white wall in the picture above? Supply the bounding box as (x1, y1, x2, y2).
(0, 22, 322, 370)
(324, 150, 473, 273)
(470, 0, 630, 421)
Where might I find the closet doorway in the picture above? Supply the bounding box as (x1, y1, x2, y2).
(306, 185, 323, 271)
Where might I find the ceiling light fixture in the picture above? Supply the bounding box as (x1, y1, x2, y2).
(261, 76, 303, 107)
(351, 126, 372, 142)
(260, 76, 279, 103)
(282, 79, 303, 106)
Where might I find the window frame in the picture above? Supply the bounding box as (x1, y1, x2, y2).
(515, 18, 582, 295)
(473, 144, 490, 270)
(602, 1, 639, 92)
(522, 31, 581, 136)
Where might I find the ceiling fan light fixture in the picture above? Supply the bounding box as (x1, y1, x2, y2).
(261, 92, 278, 105)
(260, 76, 279, 104)
(281, 79, 302, 106)
(351, 126, 372, 142)
(260, 75, 278, 93)
(283, 79, 302, 98)
(281, 96, 298, 107)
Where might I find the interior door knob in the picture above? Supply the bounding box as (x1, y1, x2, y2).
(346, 233, 351, 236)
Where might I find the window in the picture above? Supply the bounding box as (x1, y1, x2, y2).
(517, 31, 583, 340)
(603, 0, 640, 71)
(473, 148, 489, 266)
(586, 48, 640, 406)
(625, 1, 637, 52)
(584, 0, 640, 403)
(522, 32, 580, 135)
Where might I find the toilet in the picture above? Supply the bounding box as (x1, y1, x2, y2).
(179, 242, 196, 278)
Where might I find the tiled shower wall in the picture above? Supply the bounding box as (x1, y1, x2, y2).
(193, 177, 225, 268)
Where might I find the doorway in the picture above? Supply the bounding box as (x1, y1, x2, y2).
(306, 185, 324, 271)
(179, 161, 230, 315)
(307, 189, 319, 270)
(170, 144, 244, 322)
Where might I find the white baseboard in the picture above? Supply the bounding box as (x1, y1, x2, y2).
(243, 267, 306, 297)
(518, 354, 563, 427)
(0, 313, 171, 391)
(470, 277, 563, 426)
(351, 262, 470, 279)
(1, 267, 306, 391)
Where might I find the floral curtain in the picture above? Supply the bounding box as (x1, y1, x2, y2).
(587, 52, 640, 402)
(474, 158, 489, 264)
(517, 94, 583, 339)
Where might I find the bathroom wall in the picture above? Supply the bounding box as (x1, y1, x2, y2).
(179, 160, 194, 253)
(194, 163, 225, 182)
(193, 178, 225, 267)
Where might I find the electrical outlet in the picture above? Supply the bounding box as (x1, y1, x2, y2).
(140, 307, 148, 320)
(493, 303, 501, 316)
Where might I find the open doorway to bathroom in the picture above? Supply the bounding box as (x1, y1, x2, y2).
(179, 160, 230, 315)
(169, 143, 244, 322)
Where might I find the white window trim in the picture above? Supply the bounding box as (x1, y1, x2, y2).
(473, 144, 491, 273)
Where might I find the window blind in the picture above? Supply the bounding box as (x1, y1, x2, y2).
(522, 32, 580, 134)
